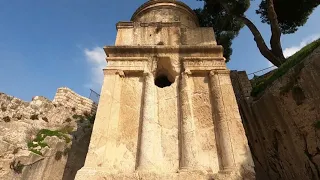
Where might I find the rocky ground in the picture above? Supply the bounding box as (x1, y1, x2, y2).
(0, 90, 95, 180)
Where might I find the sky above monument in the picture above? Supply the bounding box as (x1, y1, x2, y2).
(0, 0, 319, 101)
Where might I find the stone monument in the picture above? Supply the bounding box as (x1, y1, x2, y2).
(75, 0, 255, 179)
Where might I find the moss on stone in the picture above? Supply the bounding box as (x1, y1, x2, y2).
(27, 129, 71, 156)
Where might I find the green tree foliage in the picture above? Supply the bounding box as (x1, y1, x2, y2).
(257, 0, 319, 34)
(195, 0, 319, 66)
(194, 1, 246, 62)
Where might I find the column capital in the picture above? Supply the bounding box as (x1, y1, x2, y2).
(181, 69, 192, 77)
(103, 69, 125, 77)
(209, 70, 231, 76)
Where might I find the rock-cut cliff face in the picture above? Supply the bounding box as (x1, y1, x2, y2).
(0, 87, 97, 180)
(231, 46, 320, 180)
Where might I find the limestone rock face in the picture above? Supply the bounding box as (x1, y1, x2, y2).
(231, 47, 320, 180)
(0, 87, 97, 180)
(76, 0, 255, 179)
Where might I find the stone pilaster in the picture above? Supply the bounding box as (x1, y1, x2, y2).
(80, 69, 124, 168)
(137, 71, 162, 171)
(179, 70, 200, 170)
(209, 70, 236, 172)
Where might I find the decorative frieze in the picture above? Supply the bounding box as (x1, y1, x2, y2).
(106, 57, 148, 72)
(182, 57, 226, 71)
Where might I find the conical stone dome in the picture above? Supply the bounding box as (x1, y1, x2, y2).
(131, 0, 200, 28)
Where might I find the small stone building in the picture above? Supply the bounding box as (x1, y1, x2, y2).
(75, 0, 255, 179)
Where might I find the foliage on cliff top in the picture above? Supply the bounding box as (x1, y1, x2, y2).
(251, 38, 320, 97)
(27, 129, 71, 155)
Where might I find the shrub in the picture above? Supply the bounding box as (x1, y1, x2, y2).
(16, 114, 22, 120)
(65, 118, 72, 123)
(72, 114, 83, 119)
(1, 104, 6, 112)
(27, 129, 71, 155)
(10, 160, 24, 174)
(42, 117, 48, 122)
(87, 114, 96, 124)
(55, 151, 63, 161)
(63, 148, 70, 156)
(3, 116, 10, 122)
(83, 111, 90, 117)
(59, 125, 74, 137)
(13, 148, 19, 154)
(30, 114, 39, 120)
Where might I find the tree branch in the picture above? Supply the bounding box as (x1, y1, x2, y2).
(238, 16, 282, 66)
(217, 0, 283, 66)
(267, 0, 286, 61)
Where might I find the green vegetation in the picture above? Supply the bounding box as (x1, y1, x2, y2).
(59, 125, 74, 136)
(10, 160, 24, 174)
(27, 129, 71, 156)
(72, 112, 96, 124)
(251, 38, 320, 97)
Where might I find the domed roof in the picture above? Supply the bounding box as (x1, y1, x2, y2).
(131, 0, 200, 27)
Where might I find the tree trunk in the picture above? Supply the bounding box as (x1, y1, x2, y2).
(239, 16, 283, 67)
(217, 0, 284, 67)
(267, 0, 286, 63)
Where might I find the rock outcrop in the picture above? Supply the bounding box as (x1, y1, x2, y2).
(231, 46, 320, 180)
(0, 87, 97, 180)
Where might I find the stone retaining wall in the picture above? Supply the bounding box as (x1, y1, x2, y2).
(231, 47, 320, 180)
(53, 87, 98, 115)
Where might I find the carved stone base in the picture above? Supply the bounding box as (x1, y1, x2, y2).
(75, 168, 253, 180)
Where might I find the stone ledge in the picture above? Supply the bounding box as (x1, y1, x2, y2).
(104, 45, 223, 56)
(75, 168, 215, 180)
(75, 168, 250, 180)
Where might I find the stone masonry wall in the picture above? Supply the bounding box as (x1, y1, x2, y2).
(53, 87, 98, 115)
(0, 87, 97, 180)
(231, 47, 320, 180)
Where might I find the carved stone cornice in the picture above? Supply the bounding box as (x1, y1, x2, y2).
(106, 57, 149, 72)
(104, 45, 224, 57)
(182, 57, 227, 72)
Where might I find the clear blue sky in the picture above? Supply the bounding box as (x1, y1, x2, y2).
(0, 0, 319, 101)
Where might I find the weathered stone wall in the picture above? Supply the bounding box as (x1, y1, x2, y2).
(191, 74, 219, 173)
(231, 47, 320, 180)
(53, 87, 98, 115)
(0, 87, 96, 180)
(115, 22, 216, 46)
